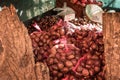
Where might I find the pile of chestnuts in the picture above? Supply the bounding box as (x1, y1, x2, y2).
(29, 17, 105, 80)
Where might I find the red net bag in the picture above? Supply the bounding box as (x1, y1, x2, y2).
(66, 28, 105, 79)
(30, 20, 66, 62)
(30, 23, 52, 62)
(46, 36, 81, 80)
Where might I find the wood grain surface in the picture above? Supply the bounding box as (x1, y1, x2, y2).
(103, 13, 120, 80)
(0, 5, 49, 80)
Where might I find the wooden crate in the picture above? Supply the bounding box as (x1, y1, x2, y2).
(103, 13, 120, 80)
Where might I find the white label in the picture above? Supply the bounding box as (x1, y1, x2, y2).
(64, 14, 75, 21)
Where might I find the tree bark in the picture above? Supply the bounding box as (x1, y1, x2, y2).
(103, 13, 120, 80)
(0, 5, 49, 80)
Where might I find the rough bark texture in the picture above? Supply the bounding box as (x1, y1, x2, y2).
(56, 0, 84, 18)
(0, 5, 49, 80)
(103, 13, 120, 80)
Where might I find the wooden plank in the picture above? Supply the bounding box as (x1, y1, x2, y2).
(0, 5, 50, 80)
(103, 13, 120, 80)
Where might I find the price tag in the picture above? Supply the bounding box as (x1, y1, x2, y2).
(64, 14, 75, 21)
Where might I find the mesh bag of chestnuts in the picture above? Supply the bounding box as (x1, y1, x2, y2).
(46, 36, 105, 80)
(29, 17, 105, 80)
(46, 37, 81, 80)
(30, 31, 50, 62)
(66, 23, 105, 79)
(46, 21, 105, 80)
(30, 20, 66, 62)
